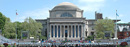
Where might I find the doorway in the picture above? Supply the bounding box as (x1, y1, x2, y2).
(65, 30, 68, 37)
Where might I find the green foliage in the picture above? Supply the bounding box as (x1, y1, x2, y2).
(95, 17, 115, 39)
(97, 40, 101, 42)
(85, 35, 94, 40)
(3, 18, 16, 39)
(40, 36, 47, 39)
(0, 12, 6, 31)
(0, 45, 4, 47)
(120, 45, 128, 47)
(31, 40, 37, 43)
(0, 12, 43, 39)
(7, 45, 11, 47)
(62, 41, 66, 43)
(12, 45, 16, 47)
(14, 22, 22, 39)
(22, 37, 27, 39)
(21, 17, 43, 39)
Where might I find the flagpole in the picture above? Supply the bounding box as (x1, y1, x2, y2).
(15, 10, 18, 47)
(16, 10, 17, 40)
(115, 10, 118, 47)
(115, 10, 117, 39)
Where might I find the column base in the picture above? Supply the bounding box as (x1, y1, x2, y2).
(113, 38, 118, 39)
(81, 37, 85, 40)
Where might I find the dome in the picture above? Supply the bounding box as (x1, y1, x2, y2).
(57, 2, 77, 7)
(52, 2, 81, 11)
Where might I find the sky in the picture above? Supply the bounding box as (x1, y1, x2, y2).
(0, 0, 129, 23)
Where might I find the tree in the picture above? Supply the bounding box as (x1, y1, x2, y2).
(21, 17, 43, 39)
(2, 18, 16, 39)
(13, 22, 22, 39)
(0, 12, 6, 31)
(0, 12, 16, 39)
(95, 17, 115, 39)
(1, 15, 43, 39)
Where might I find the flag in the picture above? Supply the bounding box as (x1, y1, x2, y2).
(16, 10, 18, 15)
(116, 13, 119, 16)
(116, 10, 119, 16)
(16, 12, 18, 15)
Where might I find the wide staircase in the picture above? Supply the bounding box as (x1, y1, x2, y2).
(0, 34, 17, 44)
(118, 37, 130, 44)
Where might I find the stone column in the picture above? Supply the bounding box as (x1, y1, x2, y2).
(62, 25, 64, 38)
(64, 25, 65, 38)
(74, 25, 76, 38)
(53, 25, 55, 38)
(67, 25, 69, 38)
(50, 24, 51, 39)
(78, 25, 79, 38)
(71, 25, 73, 38)
(81, 25, 83, 38)
(57, 25, 58, 38)
(60, 25, 62, 38)
(83, 24, 85, 40)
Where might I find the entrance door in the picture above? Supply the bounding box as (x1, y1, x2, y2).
(65, 30, 68, 37)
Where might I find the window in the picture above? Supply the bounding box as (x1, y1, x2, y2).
(92, 22, 94, 25)
(86, 32, 87, 36)
(61, 12, 73, 17)
(91, 32, 94, 35)
(92, 27, 94, 30)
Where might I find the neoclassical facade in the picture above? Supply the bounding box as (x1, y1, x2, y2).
(36, 2, 102, 40)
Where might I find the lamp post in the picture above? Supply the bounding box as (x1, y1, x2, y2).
(103, 25, 107, 39)
(0, 29, 2, 34)
(41, 39, 42, 47)
(18, 39, 19, 47)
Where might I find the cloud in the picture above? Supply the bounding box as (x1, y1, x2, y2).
(77, 0, 105, 12)
(16, 0, 107, 22)
(79, 0, 105, 3)
(108, 16, 115, 19)
(118, 14, 124, 17)
(108, 14, 124, 19)
(107, 14, 126, 23)
(18, 8, 50, 22)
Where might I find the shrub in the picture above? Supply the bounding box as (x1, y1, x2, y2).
(7, 45, 11, 47)
(0, 45, 4, 47)
(85, 35, 94, 40)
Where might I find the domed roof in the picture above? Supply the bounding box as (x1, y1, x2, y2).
(57, 2, 77, 7)
(52, 2, 81, 11)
